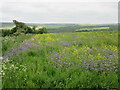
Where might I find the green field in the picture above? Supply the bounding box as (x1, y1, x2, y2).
(1, 30, 118, 88)
(76, 27, 110, 31)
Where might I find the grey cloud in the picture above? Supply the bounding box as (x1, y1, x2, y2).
(1, 2, 118, 24)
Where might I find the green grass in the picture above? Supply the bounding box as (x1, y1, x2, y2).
(2, 34, 34, 56)
(76, 27, 110, 31)
(2, 30, 118, 88)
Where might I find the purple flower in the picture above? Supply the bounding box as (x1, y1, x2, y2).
(98, 68, 102, 71)
(2, 40, 40, 62)
(100, 63, 104, 67)
(93, 61, 97, 67)
(59, 41, 71, 46)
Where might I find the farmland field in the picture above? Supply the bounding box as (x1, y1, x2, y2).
(1, 30, 118, 88)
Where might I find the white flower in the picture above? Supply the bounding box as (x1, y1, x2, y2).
(0, 57, 3, 61)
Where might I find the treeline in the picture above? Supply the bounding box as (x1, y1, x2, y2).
(2, 27, 47, 37)
(2, 20, 47, 37)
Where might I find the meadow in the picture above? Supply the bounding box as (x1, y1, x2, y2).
(1, 30, 118, 88)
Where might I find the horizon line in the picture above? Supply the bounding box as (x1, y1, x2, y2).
(0, 21, 118, 25)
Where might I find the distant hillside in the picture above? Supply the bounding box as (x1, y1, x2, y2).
(0, 22, 78, 27)
(0, 22, 118, 33)
(0, 22, 15, 27)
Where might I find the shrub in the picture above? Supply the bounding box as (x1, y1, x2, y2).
(37, 27, 47, 34)
(2, 20, 48, 37)
(33, 26, 47, 34)
(2, 29, 11, 37)
(10, 27, 17, 34)
(25, 26, 33, 34)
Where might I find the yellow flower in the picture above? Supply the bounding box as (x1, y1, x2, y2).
(73, 49, 78, 53)
(86, 47, 90, 50)
(46, 37, 53, 41)
(96, 53, 102, 60)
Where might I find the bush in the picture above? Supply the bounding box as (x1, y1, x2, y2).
(26, 27, 33, 33)
(2, 29, 11, 37)
(32, 26, 36, 32)
(35, 27, 47, 34)
(2, 20, 48, 37)
(10, 27, 17, 34)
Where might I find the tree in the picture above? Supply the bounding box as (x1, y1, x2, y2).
(12, 20, 33, 35)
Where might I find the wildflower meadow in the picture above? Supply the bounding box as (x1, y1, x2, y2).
(1, 30, 118, 88)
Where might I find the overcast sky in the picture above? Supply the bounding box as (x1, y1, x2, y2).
(1, 0, 119, 24)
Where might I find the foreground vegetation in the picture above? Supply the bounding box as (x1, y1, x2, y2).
(2, 30, 118, 88)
